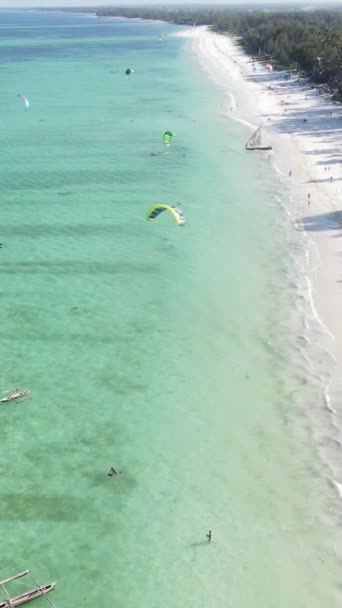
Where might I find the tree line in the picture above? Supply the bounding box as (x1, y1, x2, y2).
(95, 6, 342, 95)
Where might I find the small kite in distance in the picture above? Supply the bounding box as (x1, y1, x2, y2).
(163, 131, 176, 146)
(17, 94, 30, 111)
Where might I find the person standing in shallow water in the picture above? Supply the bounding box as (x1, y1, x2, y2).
(107, 467, 118, 477)
(206, 530, 212, 542)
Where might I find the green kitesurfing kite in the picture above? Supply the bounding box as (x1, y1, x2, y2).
(163, 131, 175, 146)
(146, 204, 185, 226)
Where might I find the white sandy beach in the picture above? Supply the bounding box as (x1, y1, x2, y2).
(178, 26, 342, 479)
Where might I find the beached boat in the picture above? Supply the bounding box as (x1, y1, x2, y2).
(245, 124, 272, 150)
(0, 389, 30, 403)
(0, 571, 55, 608)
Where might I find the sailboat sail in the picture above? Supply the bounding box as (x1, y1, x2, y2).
(245, 124, 272, 150)
(248, 125, 262, 147)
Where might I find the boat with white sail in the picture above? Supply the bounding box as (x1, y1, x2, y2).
(245, 124, 272, 150)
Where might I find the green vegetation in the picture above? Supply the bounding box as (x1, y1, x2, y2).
(95, 6, 342, 95)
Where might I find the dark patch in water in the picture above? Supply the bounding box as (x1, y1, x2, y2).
(0, 223, 140, 238)
(90, 471, 138, 493)
(0, 260, 158, 276)
(0, 330, 149, 346)
(189, 541, 211, 548)
(0, 494, 84, 521)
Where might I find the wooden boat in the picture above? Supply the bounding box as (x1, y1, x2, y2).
(0, 583, 55, 608)
(0, 390, 30, 403)
(0, 571, 55, 608)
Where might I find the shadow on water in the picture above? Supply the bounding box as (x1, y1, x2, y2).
(0, 261, 158, 276)
(2, 169, 143, 189)
(0, 223, 140, 238)
(189, 540, 211, 548)
(90, 472, 138, 493)
(299, 211, 342, 233)
(0, 329, 155, 348)
(0, 494, 84, 521)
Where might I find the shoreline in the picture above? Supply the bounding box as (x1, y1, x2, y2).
(182, 26, 342, 483)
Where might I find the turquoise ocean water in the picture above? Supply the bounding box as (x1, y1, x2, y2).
(0, 11, 341, 607)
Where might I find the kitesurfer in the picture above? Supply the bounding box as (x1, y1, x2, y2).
(206, 530, 212, 542)
(107, 467, 118, 477)
(17, 94, 30, 112)
(146, 204, 185, 226)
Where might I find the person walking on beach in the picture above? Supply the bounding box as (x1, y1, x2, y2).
(307, 193, 311, 207)
(288, 170, 292, 177)
(206, 530, 212, 543)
